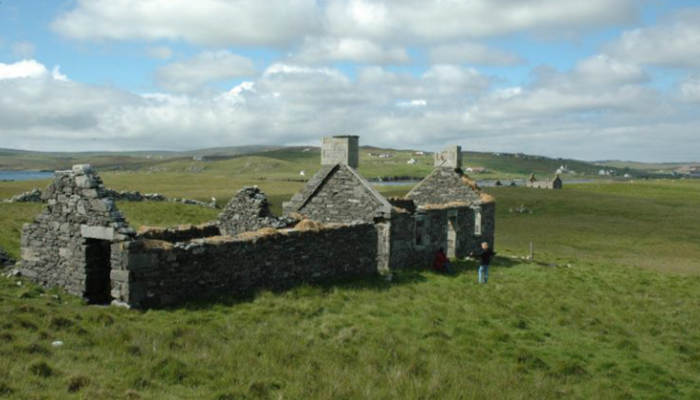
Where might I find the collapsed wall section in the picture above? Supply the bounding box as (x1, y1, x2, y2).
(20, 165, 134, 301)
(218, 187, 293, 236)
(110, 223, 379, 308)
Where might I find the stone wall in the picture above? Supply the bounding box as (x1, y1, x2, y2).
(137, 223, 221, 243)
(20, 165, 135, 302)
(218, 187, 293, 236)
(386, 203, 496, 270)
(1, 189, 43, 204)
(110, 223, 379, 308)
(284, 164, 392, 224)
(2, 187, 218, 208)
(406, 168, 483, 207)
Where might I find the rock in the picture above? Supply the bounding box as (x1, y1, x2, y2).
(0, 247, 14, 268)
(51, 341, 64, 348)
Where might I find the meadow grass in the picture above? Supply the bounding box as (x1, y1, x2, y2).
(1, 259, 699, 399)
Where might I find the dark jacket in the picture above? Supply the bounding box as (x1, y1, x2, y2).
(432, 251, 448, 272)
(474, 249, 496, 266)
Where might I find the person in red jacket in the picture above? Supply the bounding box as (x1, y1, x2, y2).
(432, 248, 451, 273)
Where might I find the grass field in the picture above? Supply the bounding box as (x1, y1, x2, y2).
(1, 170, 700, 399)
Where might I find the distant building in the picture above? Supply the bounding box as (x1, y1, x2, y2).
(413, 151, 425, 156)
(466, 167, 487, 174)
(379, 153, 393, 158)
(193, 156, 204, 161)
(526, 173, 563, 190)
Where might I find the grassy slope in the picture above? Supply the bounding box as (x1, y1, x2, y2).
(1, 172, 700, 398)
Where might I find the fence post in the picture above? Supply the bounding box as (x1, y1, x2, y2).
(529, 242, 534, 261)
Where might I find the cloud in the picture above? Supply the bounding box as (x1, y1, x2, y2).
(293, 37, 409, 65)
(52, 0, 321, 47)
(679, 76, 700, 102)
(53, 0, 640, 49)
(155, 51, 256, 93)
(12, 41, 36, 58)
(605, 9, 700, 68)
(146, 46, 173, 60)
(0, 59, 50, 80)
(1, 60, 699, 162)
(324, 0, 640, 44)
(429, 43, 523, 66)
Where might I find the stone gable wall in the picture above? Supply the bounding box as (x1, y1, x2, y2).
(110, 223, 379, 308)
(406, 168, 483, 207)
(20, 165, 134, 299)
(285, 165, 386, 224)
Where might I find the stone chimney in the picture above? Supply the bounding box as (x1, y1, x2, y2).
(434, 145, 462, 168)
(321, 136, 359, 168)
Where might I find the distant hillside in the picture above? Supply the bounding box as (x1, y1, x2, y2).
(0, 145, 664, 179)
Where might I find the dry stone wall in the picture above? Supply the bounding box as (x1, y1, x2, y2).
(2, 189, 43, 204)
(110, 223, 379, 308)
(20, 165, 135, 301)
(218, 187, 293, 236)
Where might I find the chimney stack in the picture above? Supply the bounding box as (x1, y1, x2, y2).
(434, 145, 462, 168)
(321, 136, 359, 168)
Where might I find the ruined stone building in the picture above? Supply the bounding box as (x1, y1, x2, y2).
(526, 173, 563, 190)
(20, 136, 495, 308)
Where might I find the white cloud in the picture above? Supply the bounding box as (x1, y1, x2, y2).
(0, 60, 49, 80)
(155, 51, 256, 93)
(12, 41, 36, 58)
(429, 43, 523, 66)
(146, 46, 173, 60)
(293, 37, 409, 65)
(52, 0, 321, 47)
(606, 9, 700, 68)
(679, 76, 700, 102)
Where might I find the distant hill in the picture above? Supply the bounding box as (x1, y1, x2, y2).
(0, 145, 675, 179)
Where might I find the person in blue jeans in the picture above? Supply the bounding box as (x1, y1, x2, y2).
(472, 242, 495, 284)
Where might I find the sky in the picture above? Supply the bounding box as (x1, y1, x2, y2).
(0, 0, 699, 162)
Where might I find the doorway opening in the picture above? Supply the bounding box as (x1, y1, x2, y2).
(84, 239, 112, 304)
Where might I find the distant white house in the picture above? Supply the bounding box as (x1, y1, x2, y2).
(556, 165, 571, 175)
(302, 148, 311, 152)
(466, 167, 487, 174)
(193, 156, 204, 161)
(413, 151, 425, 156)
(379, 153, 393, 158)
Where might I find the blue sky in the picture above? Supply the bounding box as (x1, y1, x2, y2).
(1, 0, 699, 162)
